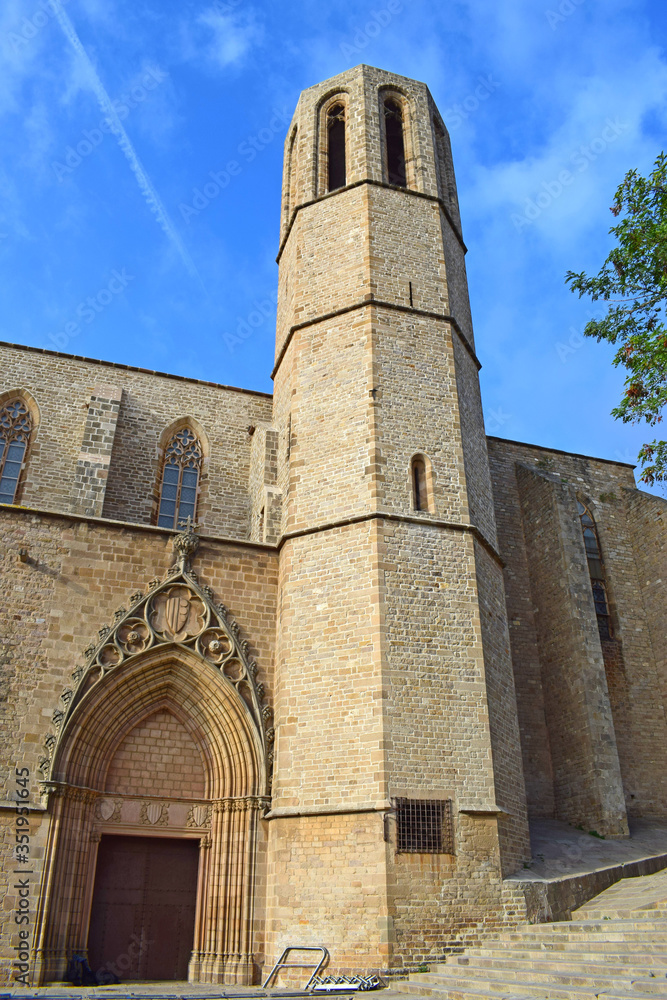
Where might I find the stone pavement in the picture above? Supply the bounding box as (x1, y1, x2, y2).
(0, 987, 407, 1000)
(521, 817, 667, 880)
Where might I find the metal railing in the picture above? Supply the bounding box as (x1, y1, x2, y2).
(263, 946, 330, 990)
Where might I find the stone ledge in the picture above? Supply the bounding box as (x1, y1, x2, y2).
(507, 850, 667, 922)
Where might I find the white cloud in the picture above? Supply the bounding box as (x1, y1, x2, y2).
(179, 4, 261, 72)
(463, 47, 667, 245)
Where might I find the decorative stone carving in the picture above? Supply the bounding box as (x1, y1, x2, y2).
(187, 804, 211, 828)
(150, 585, 206, 642)
(171, 516, 199, 573)
(43, 534, 273, 795)
(198, 628, 233, 664)
(96, 798, 121, 822)
(212, 796, 271, 814)
(141, 801, 168, 826)
(117, 618, 151, 654)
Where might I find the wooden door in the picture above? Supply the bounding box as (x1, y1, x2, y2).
(88, 835, 199, 981)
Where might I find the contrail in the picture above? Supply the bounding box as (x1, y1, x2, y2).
(51, 0, 202, 283)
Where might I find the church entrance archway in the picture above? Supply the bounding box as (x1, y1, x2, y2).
(88, 835, 199, 982)
(32, 558, 271, 987)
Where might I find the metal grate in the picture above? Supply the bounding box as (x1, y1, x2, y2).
(394, 798, 453, 854)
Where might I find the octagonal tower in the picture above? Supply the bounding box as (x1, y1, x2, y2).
(266, 64, 530, 974)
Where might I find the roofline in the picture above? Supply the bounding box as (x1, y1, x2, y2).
(487, 435, 636, 469)
(0, 341, 273, 400)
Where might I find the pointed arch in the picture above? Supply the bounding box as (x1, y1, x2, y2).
(0, 388, 40, 504)
(34, 565, 271, 986)
(378, 88, 412, 189)
(51, 645, 266, 798)
(154, 417, 209, 529)
(43, 564, 270, 786)
(317, 91, 349, 196)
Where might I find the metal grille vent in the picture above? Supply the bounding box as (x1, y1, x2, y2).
(395, 798, 453, 854)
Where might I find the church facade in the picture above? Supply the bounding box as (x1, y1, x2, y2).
(1, 64, 665, 986)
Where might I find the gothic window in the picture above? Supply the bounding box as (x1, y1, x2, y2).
(384, 98, 407, 187)
(395, 798, 453, 854)
(577, 501, 612, 639)
(0, 398, 32, 504)
(157, 427, 202, 529)
(411, 455, 428, 511)
(327, 103, 346, 191)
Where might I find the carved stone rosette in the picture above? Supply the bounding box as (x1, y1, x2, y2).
(41, 537, 272, 793)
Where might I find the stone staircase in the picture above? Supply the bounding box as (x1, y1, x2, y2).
(393, 870, 667, 1000)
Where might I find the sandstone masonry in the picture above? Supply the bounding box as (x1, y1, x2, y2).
(0, 64, 665, 988)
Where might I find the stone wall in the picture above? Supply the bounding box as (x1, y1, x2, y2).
(515, 463, 627, 837)
(0, 504, 278, 984)
(488, 437, 667, 824)
(623, 487, 667, 729)
(104, 709, 206, 798)
(0, 342, 272, 539)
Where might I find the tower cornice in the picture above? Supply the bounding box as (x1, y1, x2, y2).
(275, 177, 466, 264)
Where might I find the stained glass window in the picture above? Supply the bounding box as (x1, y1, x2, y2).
(0, 399, 31, 504)
(157, 428, 202, 530)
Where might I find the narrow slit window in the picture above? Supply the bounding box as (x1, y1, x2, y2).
(327, 103, 346, 192)
(384, 98, 407, 187)
(395, 798, 453, 854)
(157, 427, 202, 529)
(412, 456, 428, 511)
(577, 501, 612, 639)
(0, 398, 32, 505)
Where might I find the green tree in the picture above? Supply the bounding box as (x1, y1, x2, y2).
(565, 151, 667, 485)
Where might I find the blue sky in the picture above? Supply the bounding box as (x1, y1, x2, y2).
(1, 0, 666, 492)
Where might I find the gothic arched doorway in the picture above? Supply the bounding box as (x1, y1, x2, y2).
(32, 547, 271, 986)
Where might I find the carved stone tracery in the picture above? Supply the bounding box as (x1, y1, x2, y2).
(41, 526, 273, 793)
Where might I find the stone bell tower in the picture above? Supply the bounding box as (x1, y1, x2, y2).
(265, 65, 530, 973)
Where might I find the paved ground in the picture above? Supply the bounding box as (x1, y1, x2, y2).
(0, 988, 407, 1000)
(519, 817, 667, 879)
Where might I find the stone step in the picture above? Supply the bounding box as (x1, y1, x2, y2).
(491, 924, 667, 941)
(516, 916, 667, 932)
(578, 903, 667, 920)
(412, 964, 667, 991)
(394, 976, 662, 1000)
(436, 955, 667, 978)
(394, 988, 664, 1000)
(473, 930, 667, 947)
(470, 945, 667, 962)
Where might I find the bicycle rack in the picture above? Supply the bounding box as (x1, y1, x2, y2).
(263, 945, 330, 990)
